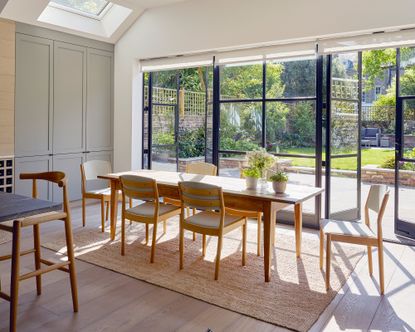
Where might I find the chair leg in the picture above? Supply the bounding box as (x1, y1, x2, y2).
(10, 222, 21, 332)
(33, 224, 42, 295)
(63, 216, 79, 313)
(319, 228, 324, 270)
(105, 201, 109, 221)
(129, 198, 132, 225)
(121, 214, 126, 256)
(163, 220, 167, 235)
(145, 224, 149, 245)
(242, 220, 247, 266)
(368, 245, 373, 276)
(82, 197, 86, 227)
(100, 197, 105, 232)
(188, 208, 196, 241)
(202, 234, 206, 257)
(179, 225, 184, 270)
(215, 235, 223, 280)
(257, 213, 261, 256)
(378, 241, 385, 295)
(150, 223, 158, 263)
(325, 234, 331, 291)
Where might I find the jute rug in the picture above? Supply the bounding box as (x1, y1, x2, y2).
(0, 231, 12, 245)
(43, 219, 363, 332)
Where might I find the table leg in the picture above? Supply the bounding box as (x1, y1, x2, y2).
(110, 180, 119, 241)
(263, 201, 273, 282)
(294, 203, 302, 258)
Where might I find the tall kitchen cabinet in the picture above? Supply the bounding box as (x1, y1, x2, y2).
(14, 25, 114, 202)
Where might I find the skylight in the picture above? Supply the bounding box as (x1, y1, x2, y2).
(49, 0, 110, 17)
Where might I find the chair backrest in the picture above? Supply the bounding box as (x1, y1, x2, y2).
(81, 160, 112, 181)
(365, 184, 390, 236)
(120, 175, 158, 202)
(20, 171, 69, 213)
(179, 181, 223, 212)
(185, 162, 217, 176)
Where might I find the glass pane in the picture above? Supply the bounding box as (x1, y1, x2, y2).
(152, 71, 178, 104)
(51, 0, 109, 15)
(266, 58, 316, 98)
(220, 63, 263, 100)
(331, 101, 359, 154)
(331, 53, 359, 100)
(151, 105, 176, 172)
(398, 161, 415, 226)
(218, 153, 246, 177)
(266, 101, 316, 155)
(330, 156, 359, 220)
(220, 102, 262, 151)
(400, 47, 415, 97)
(403, 99, 415, 156)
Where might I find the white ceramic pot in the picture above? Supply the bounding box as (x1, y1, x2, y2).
(245, 176, 258, 190)
(272, 181, 287, 194)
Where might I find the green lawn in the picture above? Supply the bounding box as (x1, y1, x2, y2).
(279, 148, 394, 170)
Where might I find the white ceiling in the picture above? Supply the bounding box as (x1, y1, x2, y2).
(0, 0, 188, 43)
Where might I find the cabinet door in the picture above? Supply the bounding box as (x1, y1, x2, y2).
(14, 156, 52, 200)
(15, 34, 53, 157)
(86, 49, 113, 152)
(53, 42, 86, 154)
(52, 153, 84, 202)
(85, 150, 113, 191)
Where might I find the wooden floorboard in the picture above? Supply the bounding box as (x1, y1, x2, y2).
(0, 201, 414, 331)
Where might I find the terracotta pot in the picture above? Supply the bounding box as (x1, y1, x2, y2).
(245, 176, 258, 190)
(272, 181, 287, 193)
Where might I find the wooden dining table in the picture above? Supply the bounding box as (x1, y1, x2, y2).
(98, 170, 324, 282)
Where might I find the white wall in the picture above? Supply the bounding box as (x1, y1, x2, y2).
(114, 0, 415, 171)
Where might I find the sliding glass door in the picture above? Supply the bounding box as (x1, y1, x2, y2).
(395, 47, 415, 238)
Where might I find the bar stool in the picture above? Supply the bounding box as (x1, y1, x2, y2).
(0, 172, 78, 331)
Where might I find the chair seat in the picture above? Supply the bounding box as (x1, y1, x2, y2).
(126, 202, 180, 218)
(321, 219, 376, 238)
(85, 187, 112, 196)
(184, 211, 244, 229)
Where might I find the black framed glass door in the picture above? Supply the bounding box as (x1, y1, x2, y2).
(149, 70, 180, 171)
(325, 52, 362, 220)
(395, 47, 415, 239)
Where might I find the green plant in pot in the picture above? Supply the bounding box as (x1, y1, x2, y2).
(269, 171, 288, 194)
(242, 167, 261, 190)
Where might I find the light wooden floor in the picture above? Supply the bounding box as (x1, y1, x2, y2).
(1, 201, 414, 332)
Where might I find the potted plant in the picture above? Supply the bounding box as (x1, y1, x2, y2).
(242, 167, 261, 190)
(246, 148, 276, 190)
(269, 171, 288, 194)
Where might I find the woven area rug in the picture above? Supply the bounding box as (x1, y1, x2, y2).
(43, 219, 363, 332)
(0, 231, 12, 245)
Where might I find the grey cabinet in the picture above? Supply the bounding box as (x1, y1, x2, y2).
(15, 34, 53, 157)
(53, 42, 86, 154)
(52, 153, 84, 202)
(14, 27, 113, 202)
(14, 155, 52, 200)
(87, 49, 113, 152)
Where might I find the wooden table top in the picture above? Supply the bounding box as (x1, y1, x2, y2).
(98, 170, 324, 204)
(0, 192, 62, 223)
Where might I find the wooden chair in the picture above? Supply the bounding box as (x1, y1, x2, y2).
(81, 160, 131, 232)
(226, 168, 264, 256)
(165, 162, 218, 241)
(0, 172, 78, 331)
(119, 175, 181, 263)
(179, 181, 248, 280)
(320, 184, 390, 294)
